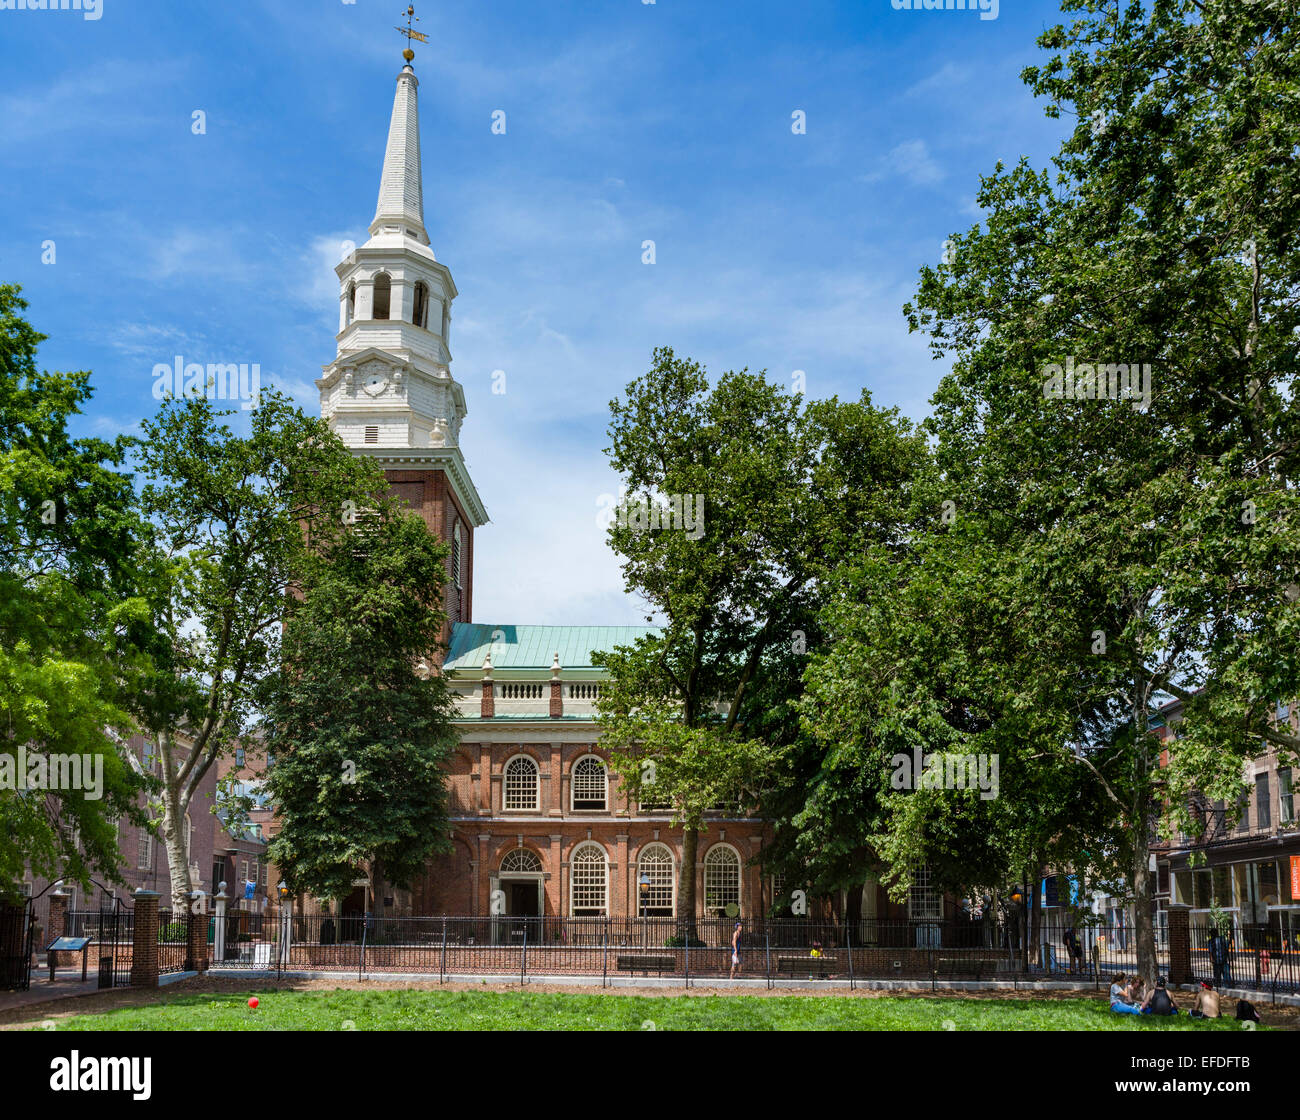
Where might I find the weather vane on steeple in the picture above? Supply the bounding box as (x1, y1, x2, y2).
(395, 5, 428, 65)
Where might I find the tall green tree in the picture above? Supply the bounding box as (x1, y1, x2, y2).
(260, 505, 457, 921)
(872, 0, 1300, 982)
(597, 347, 925, 933)
(0, 284, 150, 900)
(132, 392, 385, 911)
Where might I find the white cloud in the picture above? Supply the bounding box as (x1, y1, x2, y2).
(863, 139, 946, 187)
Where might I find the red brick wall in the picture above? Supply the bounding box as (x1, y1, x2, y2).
(406, 737, 771, 919)
(383, 468, 474, 641)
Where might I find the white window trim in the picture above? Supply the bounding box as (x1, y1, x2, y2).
(502, 753, 541, 812)
(569, 841, 608, 916)
(570, 753, 608, 812)
(703, 842, 741, 914)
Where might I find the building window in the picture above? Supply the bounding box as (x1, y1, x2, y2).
(212, 861, 224, 892)
(346, 281, 356, 326)
(412, 281, 429, 328)
(260, 861, 268, 888)
(637, 844, 674, 917)
(142, 742, 156, 775)
(235, 748, 246, 767)
(372, 273, 391, 320)
(1281, 768, 1293, 825)
(570, 842, 607, 916)
(703, 844, 740, 914)
(240, 859, 249, 886)
(503, 755, 539, 811)
(571, 755, 607, 811)
(1256, 772, 1271, 831)
(501, 848, 542, 874)
(908, 864, 942, 921)
(137, 828, 154, 871)
(452, 522, 462, 589)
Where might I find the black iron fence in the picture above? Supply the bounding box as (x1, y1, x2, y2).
(0, 900, 34, 992)
(204, 914, 1178, 986)
(66, 907, 133, 988)
(1189, 923, 1300, 997)
(158, 911, 189, 974)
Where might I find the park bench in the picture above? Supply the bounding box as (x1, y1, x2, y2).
(776, 955, 837, 978)
(935, 957, 987, 982)
(616, 954, 676, 976)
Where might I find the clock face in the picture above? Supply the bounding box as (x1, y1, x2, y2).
(361, 369, 388, 396)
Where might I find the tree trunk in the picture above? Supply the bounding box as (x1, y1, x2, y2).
(678, 827, 698, 941)
(371, 856, 386, 932)
(160, 778, 193, 915)
(1131, 668, 1158, 987)
(1132, 807, 1157, 986)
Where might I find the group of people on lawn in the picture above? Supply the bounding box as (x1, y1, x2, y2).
(1109, 973, 1221, 1018)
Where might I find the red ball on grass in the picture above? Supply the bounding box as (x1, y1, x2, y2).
(248, 997, 259, 1009)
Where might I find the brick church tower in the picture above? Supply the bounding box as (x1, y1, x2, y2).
(316, 54, 488, 636)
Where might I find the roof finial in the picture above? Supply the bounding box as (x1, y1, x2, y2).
(395, 5, 427, 66)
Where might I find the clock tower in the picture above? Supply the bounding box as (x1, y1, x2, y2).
(317, 51, 488, 630)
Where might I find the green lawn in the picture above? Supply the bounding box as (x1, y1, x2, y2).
(40, 989, 1262, 1031)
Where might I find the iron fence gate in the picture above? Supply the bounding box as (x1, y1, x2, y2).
(96, 900, 131, 988)
(0, 898, 34, 992)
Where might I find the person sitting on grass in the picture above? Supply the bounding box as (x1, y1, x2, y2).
(1141, 976, 1178, 1016)
(1190, 981, 1220, 1020)
(1109, 973, 1143, 1015)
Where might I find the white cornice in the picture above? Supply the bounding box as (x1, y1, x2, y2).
(347, 446, 489, 526)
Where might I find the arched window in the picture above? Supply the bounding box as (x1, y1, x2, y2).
(500, 848, 542, 874)
(412, 281, 429, 328)
(346, 281, 356, 325)
(372, 273, 391, 320)
(704, 844, 740, 914)
(571, 755, 607, 811)
(637, 843, 674, 917)
(503, 755, 539, 811)
(570, 842, 607, 916)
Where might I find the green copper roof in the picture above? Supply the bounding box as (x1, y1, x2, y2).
(444, 623, 659, 671)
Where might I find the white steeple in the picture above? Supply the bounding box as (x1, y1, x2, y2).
(370, 65, 428, 246)
(316, 52, 488, 530)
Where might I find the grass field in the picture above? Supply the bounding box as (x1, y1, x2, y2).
(37, 988, 1262, 1031)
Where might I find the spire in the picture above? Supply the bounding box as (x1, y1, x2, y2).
(370, 63, 429, 245)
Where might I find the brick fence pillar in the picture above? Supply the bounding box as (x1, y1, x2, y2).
(131, 889, 160, 989)
(480, 655, 495, 718)
(549, 653, 563, 718)
(1167, 904, 1191, 985)
(187, 891, 208, 973)
(46, 889, 69, 973)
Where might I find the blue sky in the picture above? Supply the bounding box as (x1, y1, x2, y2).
(0, 0, 1070, 626)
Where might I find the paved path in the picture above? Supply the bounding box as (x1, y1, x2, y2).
(0, 969, 100, 1017)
